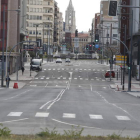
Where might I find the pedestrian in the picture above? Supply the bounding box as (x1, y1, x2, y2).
(21, 66, 25, 75)
(6, 77, 11, 87)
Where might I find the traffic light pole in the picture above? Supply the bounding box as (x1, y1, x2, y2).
(122, 25, 126, 90)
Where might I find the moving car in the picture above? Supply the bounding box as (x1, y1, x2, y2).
(65, 58, 71, 63)
(56, 58, 62, 63)
(105, 70, 115, 78)
(30, 59, 42, 71)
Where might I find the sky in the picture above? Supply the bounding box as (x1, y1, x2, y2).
(55, 0, 101, 32)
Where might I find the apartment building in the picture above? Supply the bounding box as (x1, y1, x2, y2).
(26, 0, 55, 50)
(0, 0, 23, 76)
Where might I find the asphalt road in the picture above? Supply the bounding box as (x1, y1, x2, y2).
(0, 59, 140, 137)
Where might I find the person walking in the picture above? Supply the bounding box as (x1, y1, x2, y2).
(6, 77, 11, 87)
(21, 66, 25, 75)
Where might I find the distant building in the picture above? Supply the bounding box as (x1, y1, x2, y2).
(71, 33, 88, 53)
(65, 0, 76, 33)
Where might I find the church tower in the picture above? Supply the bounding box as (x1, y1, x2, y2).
(65, 0, 76, 33)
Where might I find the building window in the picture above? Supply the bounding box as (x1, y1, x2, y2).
(106, 34, 109, 37)
(113, 34, 117, 37)
(113, 41, 117, 45)
(48, 2, 50, 5)
(29, 31, 32, 34)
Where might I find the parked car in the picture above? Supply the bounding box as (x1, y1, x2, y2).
(56, 58, 62, 63)
(105, 70, 115, 78)
(30, 59, 42, 71)
(65, 58, 70, 63)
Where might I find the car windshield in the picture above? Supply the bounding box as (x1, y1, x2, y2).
(32, 61, 40, 65)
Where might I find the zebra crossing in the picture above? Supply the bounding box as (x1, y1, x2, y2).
(33, 77, 106, 81)
(6, 111, 131, 121)
(43, 68, 106, 72)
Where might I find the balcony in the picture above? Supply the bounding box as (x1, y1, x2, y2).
(43, 19, 53, 23)
(43, 12, 54, 16)
(43, 2, 54, 8)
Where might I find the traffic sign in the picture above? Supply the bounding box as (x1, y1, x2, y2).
(95, 44, 99, 48)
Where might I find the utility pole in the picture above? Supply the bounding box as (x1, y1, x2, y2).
(42, 24, 44, 63)
(122, 25, 126, 90)
(36, 25, 38, 59)
(1, 6, 5, 87)
(128, 10, 133, 91)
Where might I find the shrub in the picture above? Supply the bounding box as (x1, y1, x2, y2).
(0, 124, 11, 137)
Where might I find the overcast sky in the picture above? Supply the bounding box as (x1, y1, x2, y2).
(55, 0, 101, 32)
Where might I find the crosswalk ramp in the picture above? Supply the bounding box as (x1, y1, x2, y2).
(6, 112, 131, 121)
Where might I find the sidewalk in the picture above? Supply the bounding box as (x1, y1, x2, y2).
(110, 76, 140, 98)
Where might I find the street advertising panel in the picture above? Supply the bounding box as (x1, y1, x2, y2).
(115, 55, 127, 67)
(74, 38, 79, 48)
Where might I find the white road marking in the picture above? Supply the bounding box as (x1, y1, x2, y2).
(0, 118, 29, 124)
(46, 77, 50, 79)
(116, 116, 130, 120)
(53, 69, 55, 70)
(80, 78, 83, 80)
(52, 119, 101, 129)
(40, 89, 65, 109)
(63, 77, 66, 79)
(44, 69, 46, 70)
(63, 113, 75, 118)
(48, 69, 51, 71)
(89, 115, 103, 119)
(35, 112, 49, 117)
(3, 90, 32, 101)
(84, 69, 86, 70)
(74, 78, 77, 80)
(41, 78, 44, 80)
(30, 85, 37, 87)
(58, 78, 61, 79)
(90, 85, 92, 91)
(8, 112, 23, 117)
(35, 78, 38, 80)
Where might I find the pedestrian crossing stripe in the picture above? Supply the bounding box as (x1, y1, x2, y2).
(89, 115, 103, 119)
(35, 112, 49, 117)
(63, 113, 75, 118)
(116, 116, 130, 120)
(8, 112, 23, 117)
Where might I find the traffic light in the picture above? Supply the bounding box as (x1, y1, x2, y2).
(89, 44, 92, 51)
(95, 34, 99, 43)
(108, 1, 117, 16)
(86, 45, 89, 50)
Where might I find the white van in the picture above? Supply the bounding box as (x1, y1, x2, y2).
(31, 59, 42, 71)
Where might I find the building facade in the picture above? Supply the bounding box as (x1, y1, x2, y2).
(65, 0, 76, 33)
(99, 0, 120, 54)
(71, 33, 88, 53)
(26, 0, 55, 51)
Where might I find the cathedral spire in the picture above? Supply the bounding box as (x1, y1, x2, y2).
(68, 0, 73, 9)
